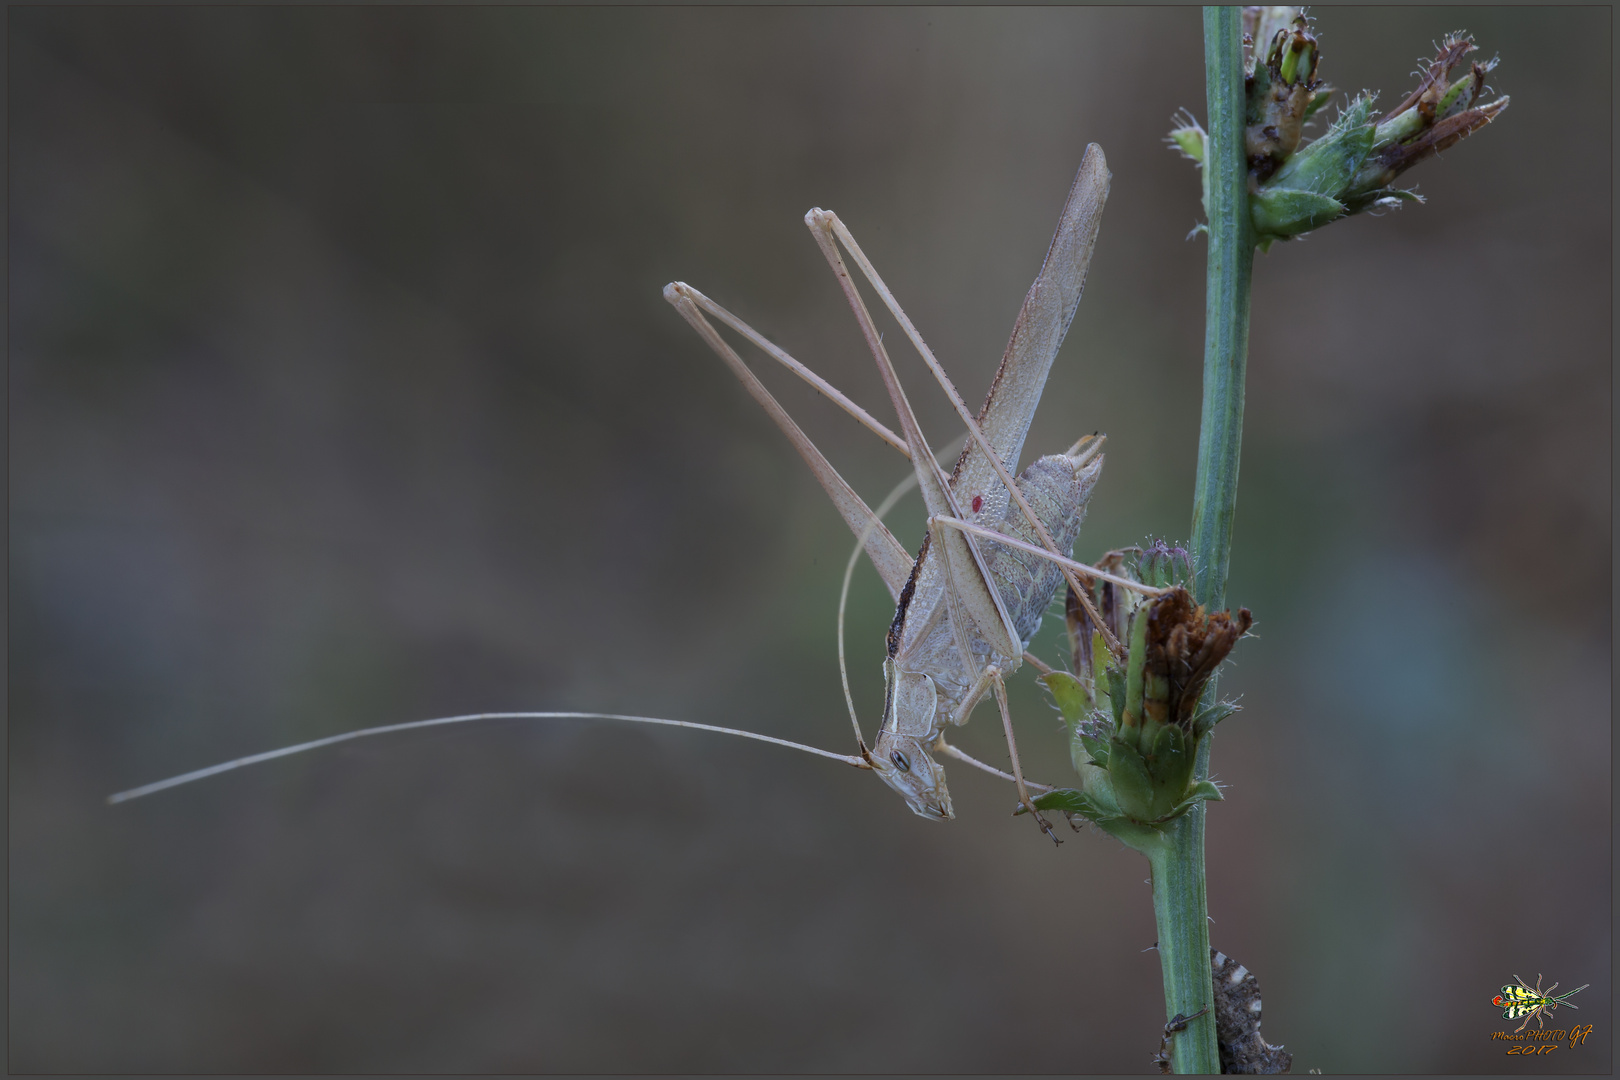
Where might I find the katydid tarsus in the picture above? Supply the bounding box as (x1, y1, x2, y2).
(107, 142, 1163, 840)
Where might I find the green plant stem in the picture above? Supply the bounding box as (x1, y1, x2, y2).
(1153, 7, 1254, 1074)
(1190, 4, 1255, 616)
(1149, 828, 1216, 1073)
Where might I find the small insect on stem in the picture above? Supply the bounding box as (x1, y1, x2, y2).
(1154, 1006, 1210, 1074)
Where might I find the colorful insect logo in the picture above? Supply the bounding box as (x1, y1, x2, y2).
(1493, 974, 1588, 1033)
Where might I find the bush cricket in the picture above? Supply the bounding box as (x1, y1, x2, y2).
(108, 143, 1159, 840)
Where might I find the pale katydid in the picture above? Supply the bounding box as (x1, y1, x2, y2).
(107, 143, 1164, 840)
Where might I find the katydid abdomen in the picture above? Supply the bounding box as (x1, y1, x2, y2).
(981, 452, 1103, 647)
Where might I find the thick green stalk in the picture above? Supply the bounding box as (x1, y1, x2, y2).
(1190, 4, 1254, 616)
(1153, 7, 1253, 1074)
(1149, 825, 1216, 1074)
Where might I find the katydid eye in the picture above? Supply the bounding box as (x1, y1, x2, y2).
(890, 750, 911, 772)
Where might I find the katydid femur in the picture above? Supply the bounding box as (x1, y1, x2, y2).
(107, 143, 1164, 839)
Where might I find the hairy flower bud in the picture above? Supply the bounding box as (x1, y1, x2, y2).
(1171, 12, 1508, 249)
(1245, 15, 1328, 184)
(1344, 35, 1509, 207)
(1135, 539, 1196, 592)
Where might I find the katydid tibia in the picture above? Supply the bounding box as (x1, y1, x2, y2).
(107, 143, 1162, 840)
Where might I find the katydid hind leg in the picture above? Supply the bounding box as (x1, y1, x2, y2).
(805, 212, 1023, 664)
(670, 282, 910, 459)
(664, 283, 913, 601)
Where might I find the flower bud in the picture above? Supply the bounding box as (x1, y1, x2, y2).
(1135, 539, 1195, 591)
(1241, 7, 1302, 74)
(1343, 35, 1508, 207)
(1064, 546, 1143, 681)
(1245, 15, 1328, 184)
(1109, 587, 1251, 824)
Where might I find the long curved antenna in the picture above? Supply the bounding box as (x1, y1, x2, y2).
(837, 435, 968, 755)
(838, 473, 917, 755)
(107, 711, 867, 805)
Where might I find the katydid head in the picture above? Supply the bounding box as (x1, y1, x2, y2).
(869, 731, 954, 821)
(869, 660, 954, 820)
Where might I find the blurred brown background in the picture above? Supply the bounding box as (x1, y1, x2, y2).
(10, 7, 1609, 1074)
